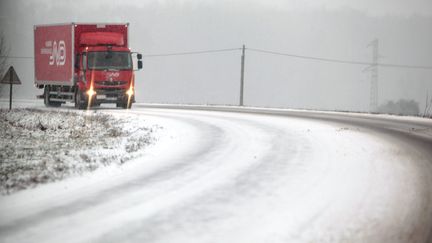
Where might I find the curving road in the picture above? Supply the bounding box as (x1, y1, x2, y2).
(1, 105, 432, 243)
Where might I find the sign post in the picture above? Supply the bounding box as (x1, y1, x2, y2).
(1, 66, 22, 110)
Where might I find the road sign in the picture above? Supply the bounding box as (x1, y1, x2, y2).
(1, 66, 21, 84)
(1, 66, 22, 110)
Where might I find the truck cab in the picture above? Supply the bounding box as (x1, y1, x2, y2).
(74, 32, 142, 109)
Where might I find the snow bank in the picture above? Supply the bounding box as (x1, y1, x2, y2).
(0, 108, 161, 194)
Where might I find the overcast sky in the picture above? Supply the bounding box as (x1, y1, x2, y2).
(1, 0, 431, 112)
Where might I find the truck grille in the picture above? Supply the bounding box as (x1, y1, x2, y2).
(95, 80, 127, 87)
(95, 88, 126, 97)
(97, 87, 124, 91)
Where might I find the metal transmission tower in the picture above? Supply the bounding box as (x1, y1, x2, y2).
(367, 39, 379, 112)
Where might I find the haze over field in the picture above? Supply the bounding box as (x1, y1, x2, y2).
(1, 2, 432, 241)
(0, 0, 431, 112)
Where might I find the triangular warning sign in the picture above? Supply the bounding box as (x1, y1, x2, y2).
(1, 66, 22, 84)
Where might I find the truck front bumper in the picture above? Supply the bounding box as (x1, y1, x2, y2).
(92, 88, 135, 104)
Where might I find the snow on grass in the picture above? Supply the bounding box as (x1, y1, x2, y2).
(0, 108, 161, 194)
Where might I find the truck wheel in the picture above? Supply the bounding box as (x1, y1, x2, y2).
(44, 86, 61, 107)
(74, 91, 86, 110)
(125, 102, 132, 109)
(116, 101, 132, 109)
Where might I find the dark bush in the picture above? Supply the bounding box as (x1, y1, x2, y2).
(378, 99, 420, 116)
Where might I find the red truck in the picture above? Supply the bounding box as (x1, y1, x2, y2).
(34, 23, 142, 109)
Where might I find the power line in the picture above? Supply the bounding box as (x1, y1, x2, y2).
(2, 48, 242, 59)
(0, 55, 34, 59)
(2, 47, 432, 70)
(142, 48, 241, 57)
(247, 47, 432, 70)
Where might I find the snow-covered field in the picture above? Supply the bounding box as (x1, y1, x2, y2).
(0, 107, 161, 194)
(1, 100, 432, 243)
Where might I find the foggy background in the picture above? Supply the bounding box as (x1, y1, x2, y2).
(0, 0, 431, 113)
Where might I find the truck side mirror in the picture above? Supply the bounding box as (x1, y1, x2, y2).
(138, 60, 143, 70)
(137, 53, 142, 60)
(82, 53, 87, 71)
(75, 54, 80, 68)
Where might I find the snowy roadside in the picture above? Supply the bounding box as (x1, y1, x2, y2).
(0, 108, 162, 194)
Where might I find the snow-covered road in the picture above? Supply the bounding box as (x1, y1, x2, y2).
(1, 105, 432, 243)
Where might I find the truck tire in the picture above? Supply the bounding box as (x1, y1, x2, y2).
(74, 91, 86, 110)
(116, 101, 132, 109)
(44, 86, 61, 107)
(125, 102, 132, 109)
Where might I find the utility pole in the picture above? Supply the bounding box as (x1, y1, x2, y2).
(239, 44, 245, 106)
(367, 38, 379, 112)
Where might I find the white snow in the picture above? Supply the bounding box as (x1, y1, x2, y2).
(141, 102, 432, 125)
(1, 101, 432, 243)
(0, 107, 161, 193)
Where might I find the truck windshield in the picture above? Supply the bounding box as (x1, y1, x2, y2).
(87, 51, 132, 70)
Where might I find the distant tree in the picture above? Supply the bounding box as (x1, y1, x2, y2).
(0, 32, 9, 94)
(378, 99, 420, 116)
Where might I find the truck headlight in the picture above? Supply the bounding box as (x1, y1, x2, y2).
(86, 89, 96, 97)
(126, 89, 134, 96)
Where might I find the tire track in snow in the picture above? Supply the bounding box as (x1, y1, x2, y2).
(1, 107, 432, 243)
(0, 109, 281, 242)
(0, 113, 222, 236)
(97, 109, 432, 243)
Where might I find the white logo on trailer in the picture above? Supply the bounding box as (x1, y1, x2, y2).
(49, 41, 66, 66)
(42, 40, 66, 66)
